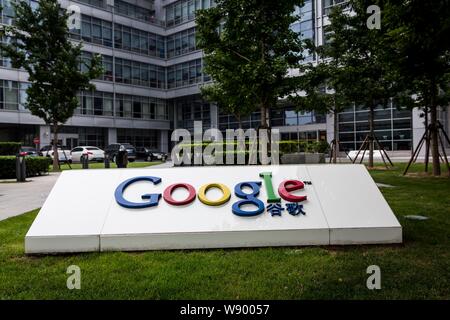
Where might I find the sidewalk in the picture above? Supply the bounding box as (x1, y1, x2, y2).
(0, 173, 60, 221)
(147, 161, 174, 169)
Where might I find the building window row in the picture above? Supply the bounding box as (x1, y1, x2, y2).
(338, 103, 413, 151)
(166, 27, 197, 58)
(167, 59, 204, 89)
(0, 80, 29, 111)
(117, 128, 158, 149)
(165, 0, 215, 27)
(70, 15, 165, 58)
(73, 0, 161, 26)
(70, 15, 200, 59)
(271, 107, 326, 127)
(80, 51, 166, 89)
(0, 80, 169, 121)
(171, 95, 211, 130)
(0, 0, 38, 25)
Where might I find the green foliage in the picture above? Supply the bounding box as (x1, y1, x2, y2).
(0, 142, 21, 155)
(383, 0, 450, 111)
(0, 156, 51, 179)
(196, 0, 305, 127)
(317, 0, 393, 109)
(278, 140, 329, 154)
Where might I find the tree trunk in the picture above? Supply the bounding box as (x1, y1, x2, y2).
(260, 104, 268, 129)
(52, 123, 60, 172)
(333, 110, 339, 164)
(424, 108, 430, 173)
(430, 105, 441, 176)
(368, 104, 375, 168)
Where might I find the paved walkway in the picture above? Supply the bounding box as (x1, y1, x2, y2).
(0, 173, 60, 221)
(147, 160, 174, 169)
(0, 162, 174, 222)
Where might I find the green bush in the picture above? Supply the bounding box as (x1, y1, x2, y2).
(0, 142, 21, 155)
(26, 157, 52, 177)
(0, 156, 51, 179)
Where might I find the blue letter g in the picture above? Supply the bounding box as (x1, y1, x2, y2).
(115, 176, 162, 209)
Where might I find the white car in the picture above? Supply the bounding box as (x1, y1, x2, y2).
(70, 146, 105, 162)
(45, 148, 72, 163)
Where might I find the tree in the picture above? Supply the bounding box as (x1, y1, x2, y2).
(316, 0, 394, 168)
(201, 79, 255, 129)
(289, 61, 349, 163)
(0, 0, 102, 171)
(196, 0, 305, 129)
(384, 0, 450, 176)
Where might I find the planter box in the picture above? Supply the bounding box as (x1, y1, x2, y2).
(281, 153, 325, 164)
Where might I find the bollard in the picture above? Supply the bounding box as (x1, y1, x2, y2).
(81, 154, 89, 169)
(16, 154, 26, 182)
(104, 153, 110, 168)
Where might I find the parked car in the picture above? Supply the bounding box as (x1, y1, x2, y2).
(105, 143, 136, 162)
(136, 147, 168, 162)
(40, 145, 72, 163)
(19, 146, 38, 157)
(70, 146, 105, 162)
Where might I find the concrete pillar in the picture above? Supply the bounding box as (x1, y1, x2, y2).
(39, 125, 51, 147)
(210, 103, 218, 129)
(160, 130, 169, 153)
(412, 107, 426, 156)
(108, 128, 117, 145)
(325, 113, 334, 145)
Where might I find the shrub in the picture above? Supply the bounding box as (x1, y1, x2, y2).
(0, 156, 51, 179)
(0, 142, 21, 155)
(26, 157, 52, 177)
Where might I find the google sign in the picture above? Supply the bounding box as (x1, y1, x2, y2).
(114, 172, 307, 216)
(25, 165, 402, 254)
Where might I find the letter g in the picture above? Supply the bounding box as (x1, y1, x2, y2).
(115, 176, 161, 209)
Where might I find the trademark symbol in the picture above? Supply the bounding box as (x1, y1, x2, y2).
(303, 181, 312, 185)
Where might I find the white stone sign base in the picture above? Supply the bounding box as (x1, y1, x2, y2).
(25, 165, 402, 254)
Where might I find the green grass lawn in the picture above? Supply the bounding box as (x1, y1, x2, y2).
(53, 161, 162, 171)
(0, 163, 449, 299)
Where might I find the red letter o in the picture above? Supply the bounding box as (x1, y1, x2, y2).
(163, 183, 196, 205)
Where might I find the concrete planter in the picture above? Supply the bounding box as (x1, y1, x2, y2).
(281, 152, 325, 164)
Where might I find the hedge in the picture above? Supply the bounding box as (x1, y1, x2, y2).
(0, 142, 21, 156)
(0, 156, 51, 179)
(177, 140, 330, 155)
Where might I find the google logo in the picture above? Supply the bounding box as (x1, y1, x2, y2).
(115, 172, 307, 217)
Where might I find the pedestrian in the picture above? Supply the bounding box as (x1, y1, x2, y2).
(116, 145, 128, 168)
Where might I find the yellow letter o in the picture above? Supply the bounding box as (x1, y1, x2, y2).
(198, 183, 231, 206)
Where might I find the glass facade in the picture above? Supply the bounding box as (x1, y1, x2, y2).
(70, 15, 165, 58)
(322, 0, 349, 15)
(115, 93, 168, 120)
(117, 128, 158, 148)
(165, 0, 215, 27)
(218, 111, 261, 131)
(271, 107, 326, 127)
(0, 80, 29, 110)
(171, 95, 211, 130)
(74, 0, 161, 25)
(292, 0, 314, 61)
(338, 103, 413, 151)
(166, 27, 197, 58)
(167, 59, 203, 88)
